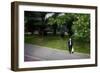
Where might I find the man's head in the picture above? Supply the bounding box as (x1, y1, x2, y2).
(69, 38, 71, 41)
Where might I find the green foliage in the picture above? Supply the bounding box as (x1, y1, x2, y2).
(48, 13, 75, 25)
(73, 14, 90, 42)
(47, 13, 90, 42)
(25, 12, 90, 42)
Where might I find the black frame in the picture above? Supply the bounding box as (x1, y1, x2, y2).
(11, 1, 98, 71)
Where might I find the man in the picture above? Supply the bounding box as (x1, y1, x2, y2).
(68, 38, 74, 54)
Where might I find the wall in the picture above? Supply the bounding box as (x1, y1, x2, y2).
(0, 0, 99, 73)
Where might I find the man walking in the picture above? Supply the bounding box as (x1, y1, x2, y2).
(68, 38, 74, 54)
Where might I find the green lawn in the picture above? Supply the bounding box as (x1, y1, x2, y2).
(25, 34, 90, 54)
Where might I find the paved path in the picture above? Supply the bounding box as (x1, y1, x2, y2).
(24, 44, 90, 61)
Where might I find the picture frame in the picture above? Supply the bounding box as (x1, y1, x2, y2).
(11, 1, 97, 71)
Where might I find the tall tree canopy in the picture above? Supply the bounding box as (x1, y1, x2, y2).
(73, 14, 90, 42)
(25, 11, 90, 42)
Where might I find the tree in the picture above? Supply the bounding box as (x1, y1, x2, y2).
(24, 11, 47, 35)
(47, 13, 76, 37)
(25, 11, 90, 42)
(73, 14, 90, 42)
(39, 12, 47, 36)
(48, 13, 60, 35)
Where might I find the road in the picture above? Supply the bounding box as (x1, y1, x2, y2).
(24, 44, 90, 61)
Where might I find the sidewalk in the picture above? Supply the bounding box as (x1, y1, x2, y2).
(24, 44, 90, 61)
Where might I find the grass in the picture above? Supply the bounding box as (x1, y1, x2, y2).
(25, 34, 90, 54)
